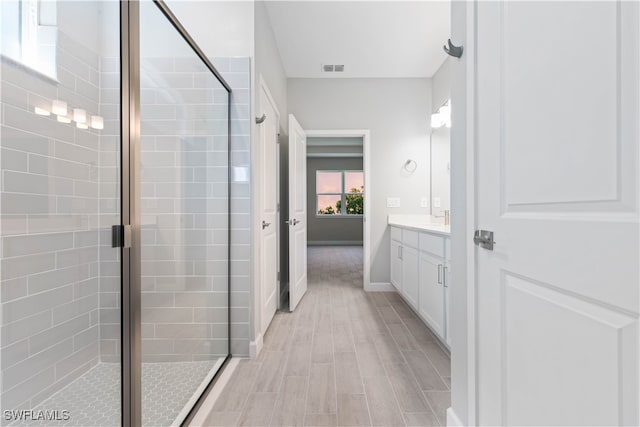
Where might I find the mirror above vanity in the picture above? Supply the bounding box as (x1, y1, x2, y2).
(430, 99, 451, 224)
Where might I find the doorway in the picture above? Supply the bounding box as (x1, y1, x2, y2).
(304, 130, 372, 290)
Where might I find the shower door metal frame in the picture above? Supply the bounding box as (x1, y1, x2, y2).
(120, 1, 232, 426)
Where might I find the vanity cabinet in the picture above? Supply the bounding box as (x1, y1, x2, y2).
(418, 251, 445, 338)
(389, 225, 451, 347)
(390, 239, 403, 292)
(401, 245, 419, 310)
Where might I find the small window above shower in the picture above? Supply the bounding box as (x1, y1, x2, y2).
(1, 0, 57, 79)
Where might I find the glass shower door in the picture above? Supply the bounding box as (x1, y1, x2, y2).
(138, 2, 231, 425)
(0, 1, 122, 425)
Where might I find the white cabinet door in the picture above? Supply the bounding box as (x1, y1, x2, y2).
(401, 246, 419, 310)
(418, 252, 445, 338)
(390, 240, 402, 291)
(444, 262, 452, 347)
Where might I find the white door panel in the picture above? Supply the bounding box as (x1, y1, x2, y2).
(288, 114, 307, 311)
(259, 83, 279, 335)
(475, 2, 639, 425)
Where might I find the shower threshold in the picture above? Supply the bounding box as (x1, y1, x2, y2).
(10, 359, 224, 427)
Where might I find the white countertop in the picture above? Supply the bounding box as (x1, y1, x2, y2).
(388, 214, 451, 236)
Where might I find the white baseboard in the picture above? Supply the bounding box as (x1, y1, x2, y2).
(446, 407, 464, 427)
(249, 333, 263, 359)
(188, 358, 240, 427)
(307, 241, 363, 246)
(364, 282, 395, 292)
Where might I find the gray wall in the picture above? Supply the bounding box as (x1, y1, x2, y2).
(288, 78, 432, 284)
(307, 157, 364, 245)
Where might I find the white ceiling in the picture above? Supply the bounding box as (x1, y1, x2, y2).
(264, 1, 450, 78)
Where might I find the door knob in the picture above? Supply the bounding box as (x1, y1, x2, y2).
(286, 219, 300, 226)
(473, 230, 495, 250)
(262, 220, 271, 229)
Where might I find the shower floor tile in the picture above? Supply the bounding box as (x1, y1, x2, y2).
(11, 360, 222, 427)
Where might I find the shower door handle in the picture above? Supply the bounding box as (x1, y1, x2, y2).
(112, 224, 132, 248)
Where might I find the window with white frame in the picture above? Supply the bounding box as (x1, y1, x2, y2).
(1, 0, 57, 79)
(316, 170, 364, 216)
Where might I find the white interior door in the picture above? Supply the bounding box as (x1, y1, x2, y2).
(475, 2, 639, 426)
(259, 82, 279, 335)
(288, 114, 307, 311)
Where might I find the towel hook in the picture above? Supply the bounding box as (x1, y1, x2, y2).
(443, 39, 463, 58)
(255, 114, 266, 124)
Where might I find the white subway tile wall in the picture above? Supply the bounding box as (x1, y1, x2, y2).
(1, 29, 116, 413)
(1, 22, 251, 419)
(137, 56, 251, 361)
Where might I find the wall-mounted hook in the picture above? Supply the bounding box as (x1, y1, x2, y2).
(255, 114, 266, 124)
(443, 39, 463, 58)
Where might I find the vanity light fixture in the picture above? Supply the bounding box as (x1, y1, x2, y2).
(52, 99, 67, 116)
(34, 107, 50, 116)
(76, 122, 89, 129)
(90, 115, 104, 130)
(73, 108, 87, 124)
(57, 114, 71, 123)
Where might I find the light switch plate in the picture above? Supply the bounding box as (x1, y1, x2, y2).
(387, 197, 400, 208)
(433, 197, 441, 208)
(420, 197, 429, 208)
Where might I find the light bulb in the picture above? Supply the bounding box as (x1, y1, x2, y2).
(90, 115, 104, 130)
(34, 107, 50, 116)
(52, 100, 67, 116)
(73, 108, 87, 124)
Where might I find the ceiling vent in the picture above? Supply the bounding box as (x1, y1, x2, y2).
(322, 64, 345, 73)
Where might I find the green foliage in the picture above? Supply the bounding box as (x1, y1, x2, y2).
(317, 186, 364, 215)
(318, 204, 337, 215)
(345, 186, 364, 215)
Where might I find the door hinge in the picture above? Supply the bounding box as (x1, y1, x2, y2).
(277, 271, 280, 281)
(112, 225, 132, 248)
(277, 203, 280, 212)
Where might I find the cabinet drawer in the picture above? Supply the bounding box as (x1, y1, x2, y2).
(402, 229, 419, 249)
(419, 232, 445, 257)
(391, 226, 402, 242)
